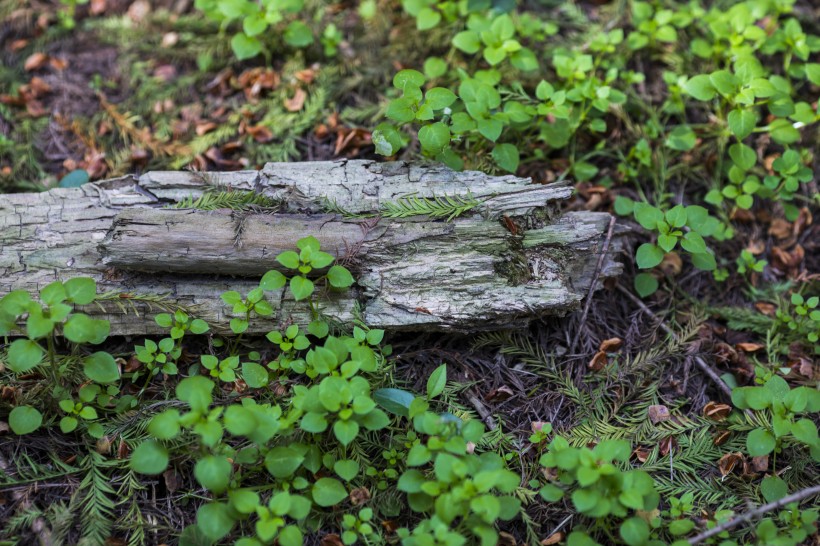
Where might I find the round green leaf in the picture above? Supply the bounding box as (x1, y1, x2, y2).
(242, 362, 269, 388)
(418, 122, 450, 155)
(130, 440, 169, 474)
(289, 276, 314, 301)
(634, 273, 659, 298)
(231, 33, 262, 60)
(620, 517, 650, 546)
(196, 502, 235, 541)
(9, 406, 43, 435)
(491, 143, 519, 173)
(327, 265, 354, 288)
(312, 477, 348, 507)
(64, 277, 97, 305)
(760, 475, 788, 503)
(284, 21, 313, 47)
(747, 428, 776, 456)
(195, 455, 232, 493)
(636, 243, 664, 269)
(83, 351, 120, 383)
(8, 339, 44, 373)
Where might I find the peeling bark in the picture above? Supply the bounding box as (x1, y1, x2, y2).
(0, 160, 622, 335)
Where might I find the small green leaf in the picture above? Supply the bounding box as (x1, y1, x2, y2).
(636, 243, 664, 269)
(195, 455, 232, 494)
(760, 476, 788, 503)
(242, 362, 269, 388)
(64, 277, 97, 304)
(418, 122, 451, 155)
(426, 364, 447, 399)
(231, 33, 262, 60)
(9, 406, 43, 435)
(312, 477, 348, 507)
(260, 270, 287, 291)
(728, 109, 756, 140)
(684, 74, 716, 101)
(130, 440, 169, 474)
(284, 21, 314, 47)
(8, 339, 44, 373)
(327, 265, 354, 288)
(334, 459, 360, 482)
(747, 428, 776, 456)
(634, 273, 658, 298)
(425, 87, 457, 110)
(620, 517, 650, 546)
(289, 276, 314, 301)
(665, 125, 697, 151)
(491, 143, 519, 173)
(83, 351, 120, 383)
(373, 388, 415, 416)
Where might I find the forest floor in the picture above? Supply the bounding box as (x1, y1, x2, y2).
(1, 0, 819, 545)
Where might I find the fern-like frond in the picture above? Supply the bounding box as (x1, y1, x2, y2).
(381, 193, 481, 221)
(171, 190, 280, 211)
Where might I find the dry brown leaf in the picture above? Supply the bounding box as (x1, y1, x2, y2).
(541, 532, 564, 546)
(745, 240, 765, 255)
(320, 534, 344, 546)
(117, 439, 130, 459)
(96, 436, 112, 454)
(485, 385, 514, 402)
(498, 531, 517, 546)
(632, 447, 650, 463)
(599, 337, 623, 352)
(24, 52, 48, 71)
(349, 487, 371, 505)
(794, 208, 812, 235)
(718, 452, 743, 477)
(0, 421, 9, 435)
(713, 430, 731, 446)
(754, 302, 777, 316)
(163, 469, 180, 492)
(659, 436, 677, 456)
(751, 455, 769, 472)
(703, 401, 732, 421)
(588, 350, 608, 371)
(9, 39, 29, 52)
(768, 219, 792, 239)
(246, 124, 273, 143)
(285, 88, 307, 112)
(735, 342, 764, 353)
(48, 57, 68, 71)
(660, 252, 683, 276)
(648, 405, 671, 425)
(195, 121, 218, 136)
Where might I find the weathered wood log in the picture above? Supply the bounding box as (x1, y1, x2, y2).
(0, 160, 623, 335)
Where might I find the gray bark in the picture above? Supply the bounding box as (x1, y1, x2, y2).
(0, 160, 623, 335)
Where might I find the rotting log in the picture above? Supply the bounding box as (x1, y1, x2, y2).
(0, 160, 623, 335)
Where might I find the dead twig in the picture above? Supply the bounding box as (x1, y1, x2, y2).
(570, 215, 617, 355)
(688, 483, 820, 545)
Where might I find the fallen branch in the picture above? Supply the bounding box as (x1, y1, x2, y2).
(687, 483, 820, 545)
(1, 160, 624, 335)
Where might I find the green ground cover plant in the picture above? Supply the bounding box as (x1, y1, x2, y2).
(1, 0, 819, 544)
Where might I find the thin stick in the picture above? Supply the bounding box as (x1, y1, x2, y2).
(570, 216, 616, 354)
(688, 484, 820, 545)
(467, 394, 497, 430)
(616, 283, 733, 399)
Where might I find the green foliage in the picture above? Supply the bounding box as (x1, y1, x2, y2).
(775, 293, 820, 354)
(731, 372, 820, 462)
